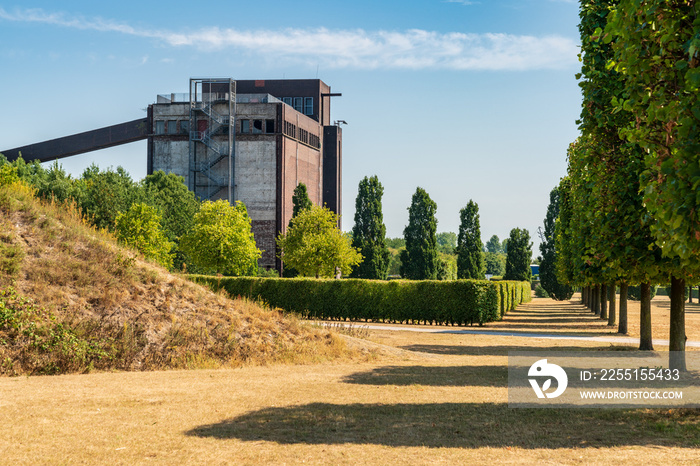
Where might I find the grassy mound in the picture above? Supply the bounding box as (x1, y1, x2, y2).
(0, 181, 356, 375)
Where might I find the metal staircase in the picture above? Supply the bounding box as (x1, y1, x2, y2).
(188, 78, 236, 202)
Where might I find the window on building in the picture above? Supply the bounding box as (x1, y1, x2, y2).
(181, 120, 189, 135)
(282, 97, 292, 107)
(241, 119, 250, 133)
(265, 119, 275, 133)
(155, 120, 165, 135)
(304, 97, 313, 116)
(252, 119, 263, 134)
(293, 97, 303, 113)
(167, 120, 177, 134)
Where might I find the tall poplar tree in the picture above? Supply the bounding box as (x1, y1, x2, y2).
(539, 186, 573, 300)
(400, 187, 438, 280)
(455, 200, 484, 279)
(291, 182, 312, 220)
(284, 182, 313, 277)
(504, 228, 532, 282)
(350, 176, 390, 279)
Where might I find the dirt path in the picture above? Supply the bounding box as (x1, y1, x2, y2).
(325, 295, 700, 348)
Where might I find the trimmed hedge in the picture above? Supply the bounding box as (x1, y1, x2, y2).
(191, 276, 531, 326)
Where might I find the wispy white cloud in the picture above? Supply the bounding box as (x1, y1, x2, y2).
(0, 7, 578, 71)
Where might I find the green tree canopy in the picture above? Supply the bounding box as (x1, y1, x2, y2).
(455, 200, 484, 279)
(350, 175, 390, 279)
(400, 187, 438, 280)
(277, 205, 362, 278)
(485, 235, 502, 254)
(180, 200, 261, 276)
(78, 165, 144, 231)
(142, 171, 200, 242)
(114, 203, 174, 269)
(607, 1, 700, 266)
(484, 252, 505, 276)
(291, 182, 313, 221)
(539, 186, 573, 300)
(504, 227, 532, 282)
(385, 237, 406, 249)
(436, 232, 457, 255)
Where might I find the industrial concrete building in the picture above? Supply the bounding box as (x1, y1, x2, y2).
(2, 78, 343, 272)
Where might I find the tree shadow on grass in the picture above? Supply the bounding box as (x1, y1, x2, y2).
(652, 301, 700, 314)
(185, 402, 700, 449)
(340, 365, 508, 387)
(398, 344, 637, 357)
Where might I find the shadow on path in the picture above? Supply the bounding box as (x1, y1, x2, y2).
(398, 344, 635, 357)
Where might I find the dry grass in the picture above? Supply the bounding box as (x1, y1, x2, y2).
(0, 182, 363, 374)
(1, 298, 699, 464)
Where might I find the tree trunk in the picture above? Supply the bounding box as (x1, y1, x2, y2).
(582, 286, 586, 306)
(618, 283, 628, 334)
(593, 285, 601, 316)
(607, 282, 616, 327)
(689, 286, 693, 304)
(600, 284, 608, 320)
(669, 276, 687, 371)
(639, 282, 653, 351)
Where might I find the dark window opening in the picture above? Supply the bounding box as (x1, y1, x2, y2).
(241, 119, 250, 133)
(181, 120, 189, 134)
(282, 97, 292, 106)
(266, 119, 275, 133)
(167, 120, 177, 134)
(253, 120, 263, 134)
(155, 120, 165, 135)
(304, 97, 313, 116)
(293, 97, 303, 113)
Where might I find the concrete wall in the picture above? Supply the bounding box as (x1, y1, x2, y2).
(235, 139, 277, 268)
(151, 103, 191, 187)
(153, 140, 189, 185)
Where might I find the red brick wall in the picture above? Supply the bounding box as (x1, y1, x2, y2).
(281, 139, 322, 230)
(252, 220, 277, 269)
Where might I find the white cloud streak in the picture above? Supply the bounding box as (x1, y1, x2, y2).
(0, 7, 578, 71)
(443, 0, 479, 5)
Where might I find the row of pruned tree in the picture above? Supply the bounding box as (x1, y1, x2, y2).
(553, 0, 700, 370)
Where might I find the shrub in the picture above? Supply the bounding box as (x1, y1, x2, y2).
(114, 203, 174, 269)
(535, 284, 550, 298)
(0, 287, 117, 375)
(191, 277, 532, 326)
(628, 285, 658, 301)
(663, 284, 688, 300)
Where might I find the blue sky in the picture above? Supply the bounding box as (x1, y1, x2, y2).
(0, 0, 581, 251)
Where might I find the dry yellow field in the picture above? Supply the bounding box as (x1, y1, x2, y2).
(1, 295, 699, 465)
